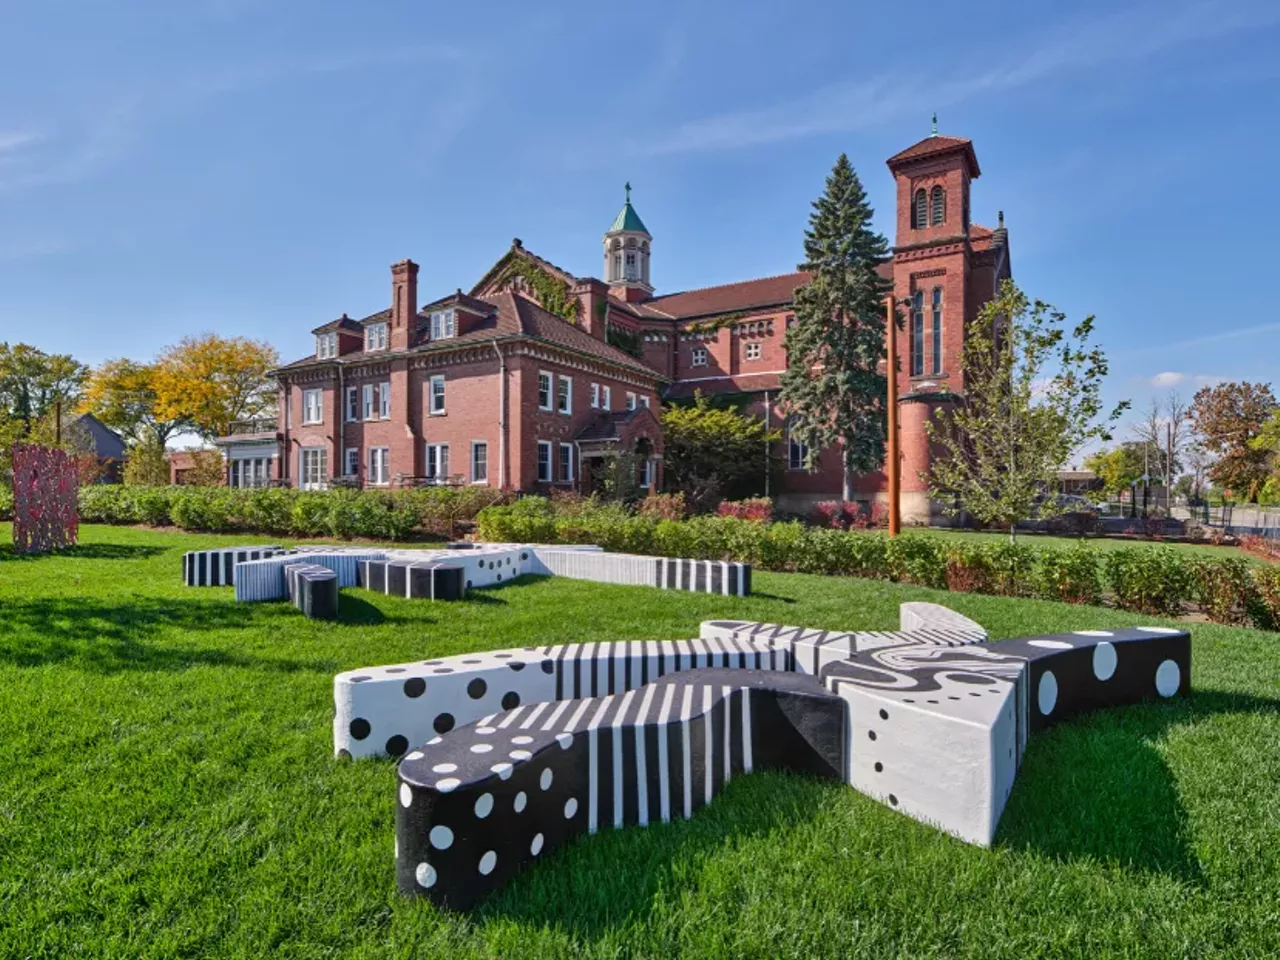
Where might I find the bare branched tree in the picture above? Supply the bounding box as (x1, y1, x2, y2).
(1130, 392, 1189, 484)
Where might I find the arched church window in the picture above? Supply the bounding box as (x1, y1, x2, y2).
(930, 186, 945, 226)
(913, 189, 927, 229)
(911, 290, 924, 376)
(931, 287, 943, 375)
(625, 251, 637, 281)
(613, 253, 622, 281)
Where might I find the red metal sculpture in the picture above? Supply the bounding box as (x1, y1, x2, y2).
(12, 444, 79, 554)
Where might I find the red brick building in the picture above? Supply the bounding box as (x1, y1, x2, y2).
(219, 128, 1010, 521)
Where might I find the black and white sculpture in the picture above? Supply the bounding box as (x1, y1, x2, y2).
(360, 559, 467, 601)
(284, 563, 339, 620)
(379, 607, 1190, 909)
(182, 546, 288, 586)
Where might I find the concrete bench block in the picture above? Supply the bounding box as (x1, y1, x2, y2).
(285, 563, 339, 620)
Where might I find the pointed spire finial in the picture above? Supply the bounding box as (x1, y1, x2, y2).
(931, 112, 938, 137)
(998, 210, 1005, 227)
(625, 181, 632, 203)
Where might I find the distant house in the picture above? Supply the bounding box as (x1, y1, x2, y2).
(168, 451, 197, 485)
(72, 413, 127, 484)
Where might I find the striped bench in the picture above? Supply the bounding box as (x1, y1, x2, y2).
(234, 551, 387, 602)
(530, 548, 751, 596)
(360, 560, 467, 601)
(285, 563, 339, 620)
(182, 546, 289, 586)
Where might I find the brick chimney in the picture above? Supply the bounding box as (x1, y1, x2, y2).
(571, 277, 609, 341)
(390, 259, 419, 351)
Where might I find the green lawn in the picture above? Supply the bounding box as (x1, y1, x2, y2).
(1, 525, 1278, 959)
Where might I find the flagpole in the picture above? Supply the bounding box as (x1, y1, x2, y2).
(886, 296, 901, 537)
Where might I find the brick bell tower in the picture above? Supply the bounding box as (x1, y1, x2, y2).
(885, 118, 1010, 524)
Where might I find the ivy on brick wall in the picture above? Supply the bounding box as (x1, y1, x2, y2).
(492, 257, 581, 323)
(606, 324, 644, 358)
(683, 313, 744, 336)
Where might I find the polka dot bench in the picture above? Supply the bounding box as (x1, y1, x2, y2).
(334, 602, 988, 761)
(396, 667, 845, 910)
(380, 614, 1190, 909)
(284, 563, 339, 620)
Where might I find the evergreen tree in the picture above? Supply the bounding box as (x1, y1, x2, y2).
(779, 154, 891, 501)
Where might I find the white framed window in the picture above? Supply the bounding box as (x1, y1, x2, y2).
(538, 371, 552, 411)
(345, 386, 358, 422)
(362, 383, 375, 421)
(430, 308, 457, 341)
(344, 447, 359, 477)
(602, 385, 611, 409)
(365, 322, 388, 351)
(639, 395, 650, 409)
(471, 441, 488, 484)
(931, 287, 943, 376)
(316, 332, 337, 359)
(590, 383, 600, 408)
(537, 441, 552, 483)
(379, 380, 391, 419)
(429, 375, 446, 415)
(300, 447, 328, 490)
(744, 342, 761, 361)
(230, 457, 271, 488)
(425, 443, 450, 482)
(368, 447, 390, 485)
(691, 347, 708, 367)
(626, 391, 637, 411)
(558, 443, 573, 483)
(640, 457, 653, 489)
(557, 375, 572, 414)
(302, 388, 323, 425)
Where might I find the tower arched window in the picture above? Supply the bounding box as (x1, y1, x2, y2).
(930, 186, 945, 226)
(910, 290, 924, 377)
(912, 189, 927, 229)
(612, 253, 622, 282)
(930, 287, 943, 375)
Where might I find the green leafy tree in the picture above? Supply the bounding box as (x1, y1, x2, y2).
(1085, 442, 1146, 496)
(779, 154, 891, 501)
(124, 437, 171, 486)
(926, 281, 1127, 540)
(1190, 381, 1276, 502)
(661, 395, 781, 512)
(0, 342, 89, 436)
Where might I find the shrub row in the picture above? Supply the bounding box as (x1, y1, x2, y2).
(476, 497, 1280, 630)
(74, 485, 507, 539)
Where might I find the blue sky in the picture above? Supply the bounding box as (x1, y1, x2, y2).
(1, 0, 1277, 453)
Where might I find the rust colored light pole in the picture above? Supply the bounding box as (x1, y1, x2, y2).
(886, 296, 901, 537)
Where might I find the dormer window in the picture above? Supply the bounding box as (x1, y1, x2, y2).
(365, 322, 388, 351)
(315, 332, 337, 359)
(430, 308, 457, 340)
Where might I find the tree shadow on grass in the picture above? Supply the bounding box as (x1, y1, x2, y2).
(336, 594, 386, 625)
(998, 688, 1280, 884)
(0, 595, 331, 674)
(0, 542, 167, 562)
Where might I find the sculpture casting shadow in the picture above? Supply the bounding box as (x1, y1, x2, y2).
(464, 688, 1275, 934)
(0, 542, 167, 563)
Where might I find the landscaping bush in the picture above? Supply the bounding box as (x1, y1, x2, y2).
(1104, 547, 1193, 616)
(944, 543, 996, 594)
(716, 497, 773, 523)
(0, 485, 12, 520)
(1190, 556, 1254, 626)
(1247, 565, 1280, 631)
(1240, 534, 1280, 563)
(884, 534, 946, 589)
(636, 492, 687, 521)
(1032, 545, 1102, 605)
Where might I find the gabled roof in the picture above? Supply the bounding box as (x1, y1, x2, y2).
(72, 412, 127, 459)
(423, 289, 497, 315)
(635, 272, 810, 321)
(574, 408, 648, 442)
(278, 290, 659, 379)
(886, 135, 980, 178)
(469, 240, 578, 298)
(311, 314, 365, 335)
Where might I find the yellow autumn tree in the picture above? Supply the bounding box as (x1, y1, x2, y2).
(153, 335, 279, 441)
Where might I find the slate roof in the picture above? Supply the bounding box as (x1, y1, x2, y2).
(310, 314, 365, 335)
(73, 413, 127, 460)
(635, 273, 811, 321)
(575, 409, 647, 442)
(277, 290, 657, 379)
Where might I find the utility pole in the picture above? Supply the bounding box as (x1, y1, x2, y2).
(886, 296, 900, 537)
(55, 400, 62, 444)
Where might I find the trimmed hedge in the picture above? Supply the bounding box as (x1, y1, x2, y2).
(477, 497, 1280, 631)
(74, 485, 506, 539)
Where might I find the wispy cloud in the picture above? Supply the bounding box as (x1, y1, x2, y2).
(0, 131, 42, 157)
(1149, 372, 1186, 387)
(635, 0, 1280, 156)
(1121, 322, 1280, 357)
